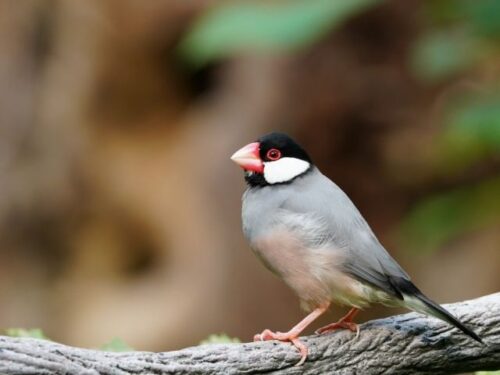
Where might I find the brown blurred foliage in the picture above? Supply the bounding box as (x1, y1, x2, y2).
(0, 0, 498, 351)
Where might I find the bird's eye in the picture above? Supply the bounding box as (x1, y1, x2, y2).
(266, 148, 282, 161)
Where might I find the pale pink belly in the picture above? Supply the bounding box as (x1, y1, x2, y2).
(252, 230, 392, 311)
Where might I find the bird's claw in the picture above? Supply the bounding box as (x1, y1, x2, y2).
(253, 329, 308, 366)
(353, 323, 360, 339)
(315, 320, 360, 338)
(253, 329, 279, 342)
(290, 337, 308, 366)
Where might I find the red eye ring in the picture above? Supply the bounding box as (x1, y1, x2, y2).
(266, 148, 281, 161)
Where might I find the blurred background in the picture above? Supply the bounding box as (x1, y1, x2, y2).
(0, 0, 499, 352)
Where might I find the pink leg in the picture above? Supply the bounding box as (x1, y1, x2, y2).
(254, 303, 330, 366)
(315, 307, 360, 337)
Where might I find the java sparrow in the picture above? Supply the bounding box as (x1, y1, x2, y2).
(231, 132, 482, 365)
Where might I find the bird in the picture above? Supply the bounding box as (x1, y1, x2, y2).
(230, 132, 482, 366)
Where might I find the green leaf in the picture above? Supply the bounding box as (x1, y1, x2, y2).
(5, 328, 50, 340)
(179, 0, 381, 66)
(438, 93, 500, 169)
(100, 337, 134, 352)
(448, 94, 500, 146)
(199, 333, 241, 345)
(398, 177, 500, 253)
(456, 0, 500, 37)
(424, 0, 500, 38)
(476, 371, 500, 375)
(410, 29, 486, 83)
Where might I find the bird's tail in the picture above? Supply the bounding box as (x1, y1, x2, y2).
(389, 277, 482, 343)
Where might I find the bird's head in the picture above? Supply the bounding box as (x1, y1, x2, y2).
(231, 132, 312, 187)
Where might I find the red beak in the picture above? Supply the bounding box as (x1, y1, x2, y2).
(230, 142, 263, 173)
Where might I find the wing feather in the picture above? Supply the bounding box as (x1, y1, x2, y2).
(282, 169, 410, 299)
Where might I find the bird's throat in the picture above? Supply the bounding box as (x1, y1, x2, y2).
(244, 171, 269, 187)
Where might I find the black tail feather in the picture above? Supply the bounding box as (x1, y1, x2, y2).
(389, 276, 483, 343)
(416, 292, 483, 343)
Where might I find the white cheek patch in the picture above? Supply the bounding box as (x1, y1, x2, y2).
(263, 157, 310, 184)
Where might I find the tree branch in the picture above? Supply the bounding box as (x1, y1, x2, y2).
(1, 293, 499, 375)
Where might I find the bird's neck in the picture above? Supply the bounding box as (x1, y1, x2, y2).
(244, 165, 315, 188)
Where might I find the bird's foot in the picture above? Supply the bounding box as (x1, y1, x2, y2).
(252, 305, 330, 366)
(315, 307, 360, 338)
(254, 329, 308, 366)
(315, 320, 360, 338)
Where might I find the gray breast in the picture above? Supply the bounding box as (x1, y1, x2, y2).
(241, 170, 337, 306)
(241, 170, 312, 243)
(240, 168, 405, 309)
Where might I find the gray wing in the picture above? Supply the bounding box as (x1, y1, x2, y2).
(283, 169, 410, 299)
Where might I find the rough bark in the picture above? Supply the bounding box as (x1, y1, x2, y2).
(1, 293, 499, 375)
